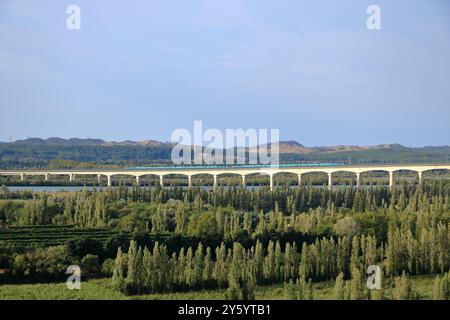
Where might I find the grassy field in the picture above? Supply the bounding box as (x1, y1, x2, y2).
(0, 275, 438, 300)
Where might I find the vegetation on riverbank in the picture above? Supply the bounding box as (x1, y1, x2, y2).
(1, 182, 449, 299)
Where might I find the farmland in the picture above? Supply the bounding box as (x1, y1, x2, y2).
(0, 225, 121, 248)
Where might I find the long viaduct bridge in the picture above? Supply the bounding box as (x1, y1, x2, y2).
(1, 163, 449, 190)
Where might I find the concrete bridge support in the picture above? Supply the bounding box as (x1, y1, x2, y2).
(242, 175, 246, 188)
(356, 172, 361, 188)
(269, 174, 274, 191)
(44, 174, 49, 182)
(389, 171, 394, 190)
(418, 171, 424, 185)
(298, 174, 302, 187)
(69, 174, 74, 182)
(107, 176, 112, 187)
(213, 175, 218, 190)
(20, 173, 25, 181)
(160, 175, 164, 188)
(328, 173, 333, 190)
(135, 176, 140, 186)
(97, 174, 101, 184)
(188, 175, 192, 188)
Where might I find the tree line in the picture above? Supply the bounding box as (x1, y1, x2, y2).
(112, 216, 450, 297)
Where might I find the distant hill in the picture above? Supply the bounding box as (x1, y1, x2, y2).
(11, 137, 171, 147)
(254, 140, 406, 155)
(13, 137, 106, 146)
(278, 140, 312, 154)
(102, 140, 171, 147)
(6, 137, 408, 156)
(0, 137, 449, 169)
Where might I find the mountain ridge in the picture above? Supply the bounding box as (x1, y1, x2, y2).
(6, 137, 426, 155)
(1, 137, 449, 168)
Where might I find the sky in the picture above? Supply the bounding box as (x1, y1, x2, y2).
(0, 0, 449, 147)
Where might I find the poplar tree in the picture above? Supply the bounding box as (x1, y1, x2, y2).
(336, 236, 350, 276)
(432, 272, 450, 300)
(350, 236, 361, 276)
(393, 272, 417, 300)
(283, 243, 294, 282)
(125, 240, 139, 294)
(349, 267, 365, 300)
(255, 210, 266, 235)
(263, 241, 275, 282)
(284, 279, 296, 300)
(202, 247, 214, 287)
(142, 247, 152, 292)
(243, 212, 252, 235)
(177, 248, 186, 289)
(193, 243, 204, 289)
(334, 272, 345, 300)
(112, 247, 126, 291)
(296, 277, 313, 300)
(299, 242, 311, 280)
(184, 247, 195, 288)
(254, 240, 264, 284)
(274, 241, 283, 282)
(213, 243, 228, 288)
(175, 204, 186, 234)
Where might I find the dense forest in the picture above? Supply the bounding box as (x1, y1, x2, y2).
(1, 181, 450, 299)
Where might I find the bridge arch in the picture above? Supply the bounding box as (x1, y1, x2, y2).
(420, 168, 450, 184)
(327, 170, 361, 187)
(269, 171, 301, 188)
(215, 172, 247, 188)
(295, 171, 330, 189)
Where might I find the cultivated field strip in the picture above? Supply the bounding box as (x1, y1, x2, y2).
(0, 225, 124, 247)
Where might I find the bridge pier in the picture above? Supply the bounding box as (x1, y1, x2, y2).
(135, 176, 140, 186)
(213, 175, 218, 190)
(269, 174, 274, 191)
(328, 173, 333, 190)
(356, 172, 361, 188)
(44, 174, 49, 182)
(242, 175, 246, 188)
(69, 174, 74, 182)
(418, 171, 423, 185)
(107, 176, 112, 187)
(20, 173, 25, 181)
(97, 174, 101, 184)
(389, 171, 394, 190)
(298, 174, 302, 187)
(188, 175, 192, 188)
(160, 175, 164, 188)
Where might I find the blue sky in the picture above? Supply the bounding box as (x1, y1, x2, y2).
(0, 0, 449, 146)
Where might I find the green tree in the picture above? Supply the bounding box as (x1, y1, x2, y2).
(112, 247, 127, 291)
(393, 272, 417, 300)
(334, 272, 346, 300)
(432, 272, 450, 300)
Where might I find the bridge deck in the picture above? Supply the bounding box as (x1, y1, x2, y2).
(1, 163, 449, 189)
